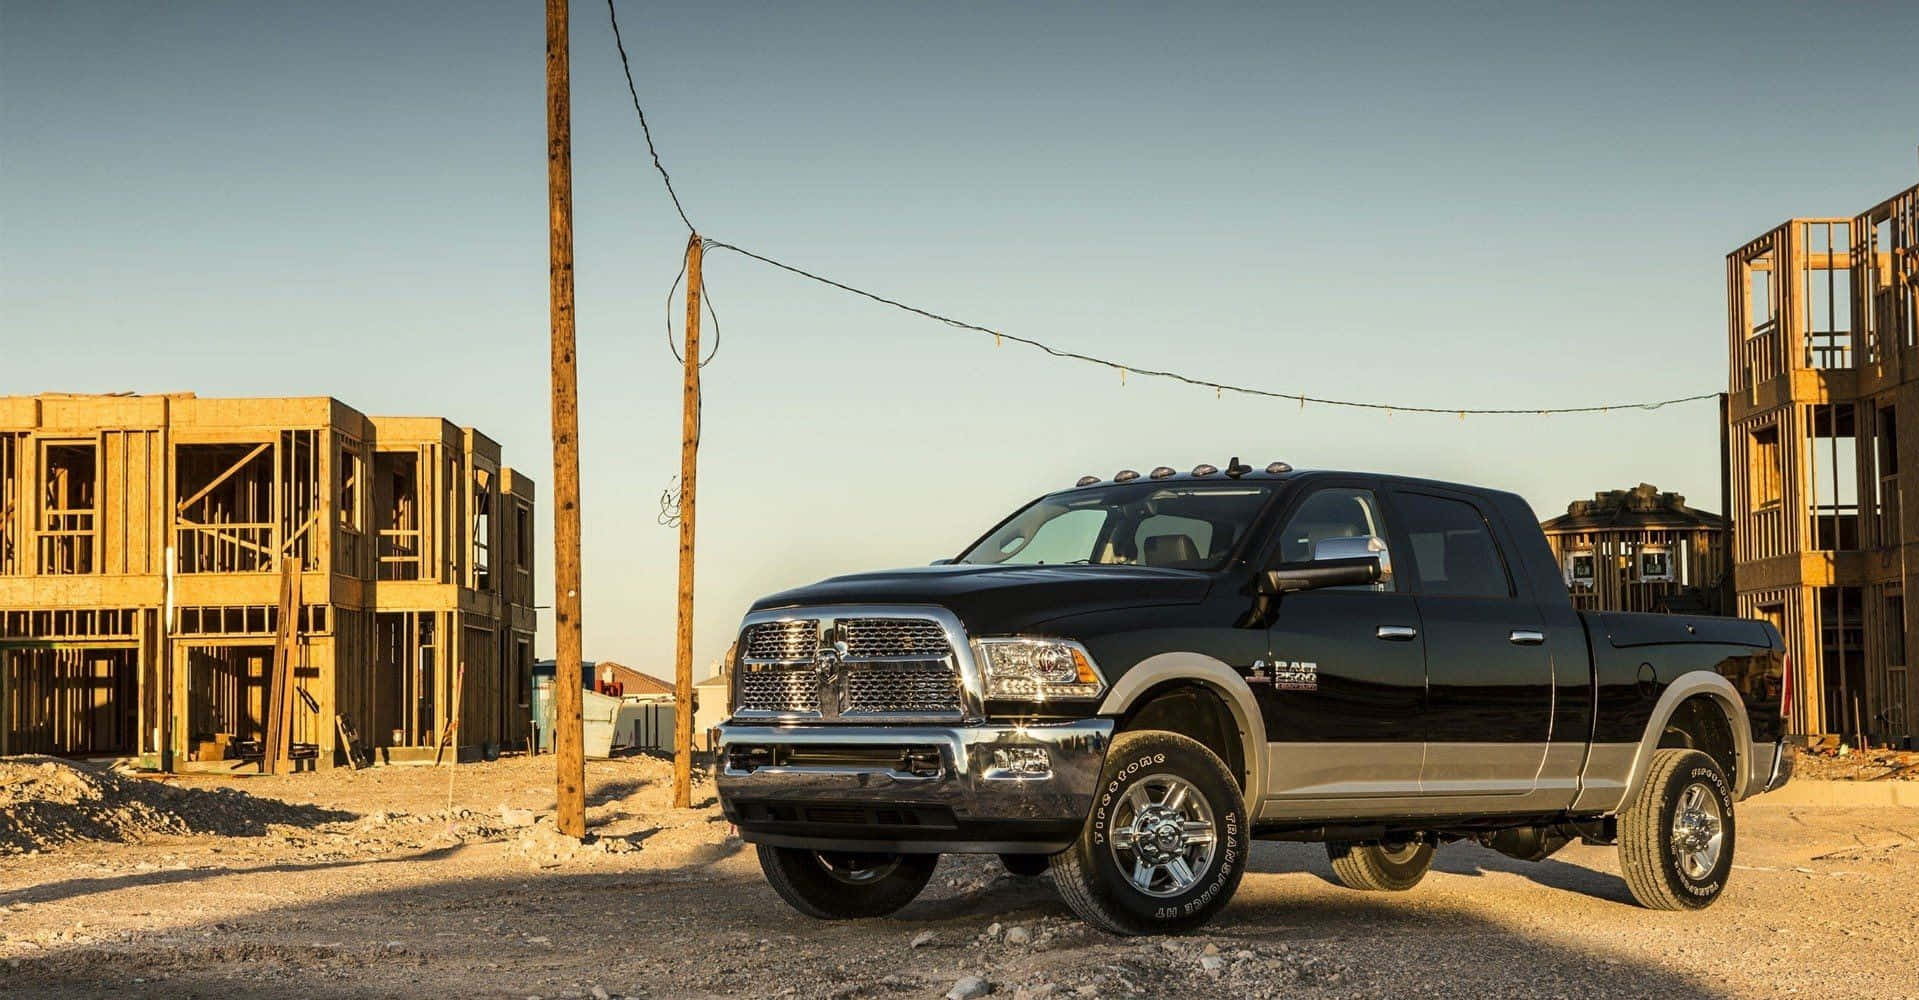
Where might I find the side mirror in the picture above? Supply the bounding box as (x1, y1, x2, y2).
(1261, 556, 1381, 595)
(1311, 534, 1393, 587)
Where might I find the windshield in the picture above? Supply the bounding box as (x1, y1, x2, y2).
(957, 482, 1277, 569)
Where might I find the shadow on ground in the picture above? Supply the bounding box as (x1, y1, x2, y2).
(5, 846, 1732, 1000)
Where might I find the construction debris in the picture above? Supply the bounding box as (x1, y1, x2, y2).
(0, 757, 350, 855)
(1795, 744, 1919, 782)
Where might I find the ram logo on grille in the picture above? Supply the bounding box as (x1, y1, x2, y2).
(735, 615, 962, 718)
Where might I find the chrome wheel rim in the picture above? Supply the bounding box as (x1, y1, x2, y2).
(1108, 774, 1217, 898)
(813, 852, 900, 885)
(1670, 782, 1725, 880)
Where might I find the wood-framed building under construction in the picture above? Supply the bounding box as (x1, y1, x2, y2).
(1541, 484, 1731, 617)
(1726, 169, 1919, 745)
(0, 393, 538, 771)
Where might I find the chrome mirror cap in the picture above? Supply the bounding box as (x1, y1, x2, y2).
(1311, 534, 1393, 586)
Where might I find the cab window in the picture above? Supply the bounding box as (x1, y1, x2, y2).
(1395, 492, 1512, 597)
(1275, 488, 1395, 592)
(1132, 513, 1216, 567)
(995, 508, 1105, 565)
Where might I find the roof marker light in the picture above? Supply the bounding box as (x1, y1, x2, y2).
(1075, 475, 1101, 487)
(1149, 466, 1176, 479)
(1192, 463, 1218, 476)
(1266, 461, 1293, 474)
(1114, 469, 1141, 482)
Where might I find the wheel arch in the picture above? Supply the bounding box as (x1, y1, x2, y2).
(1097, 652, 1264, 802)
(1619, 671, 1753, 811)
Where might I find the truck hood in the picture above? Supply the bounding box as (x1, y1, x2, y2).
(750, 564, 1215, 635)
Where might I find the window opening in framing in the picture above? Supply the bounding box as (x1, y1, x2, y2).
(1802, 221, 1852, 369)
(1809, 404, 1859, 551)
(375, 451, 422, 581)
(1747, 262, 1775, 338)
(39, 441, 97, 575)
(1749, 425, 1782, 510)
(515, 502, 531, 570)
(472, 468, 493, 592)
(278, 430, 321, 571)
(331, 437, 362, 571)
(174, 442, 275, 574)
(0, 433, 20, 575)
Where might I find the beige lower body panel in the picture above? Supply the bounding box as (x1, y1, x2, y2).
(1259, 741, 1604, 823)
(1569, 743, 1638, 812)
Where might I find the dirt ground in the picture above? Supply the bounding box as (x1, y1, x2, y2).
(2, 756, 1915, 1000)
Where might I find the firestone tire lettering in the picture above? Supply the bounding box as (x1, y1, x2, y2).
(1050, 731, 1246, 936)
(1617, 748, 1735, 911)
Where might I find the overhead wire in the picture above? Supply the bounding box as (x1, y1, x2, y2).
(704, 241, 1719, 416)
(603, 1, 1719, 418)
(605, 0, 694, 233)
(664, 245, 721, 367)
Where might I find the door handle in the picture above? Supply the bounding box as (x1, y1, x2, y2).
(1509, 629, 1545, 646)
(1376, 625, 1418, 641)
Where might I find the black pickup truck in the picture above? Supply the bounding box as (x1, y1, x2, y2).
(715, 462, 1792, 934)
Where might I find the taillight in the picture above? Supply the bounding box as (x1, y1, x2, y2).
(1779, 651, 1794, 727)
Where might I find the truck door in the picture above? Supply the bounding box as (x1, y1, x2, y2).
(1261, 485, 1427, 804)
(1390, 489, 1554, 796)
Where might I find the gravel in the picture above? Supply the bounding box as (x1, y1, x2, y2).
(0, 765, 1914, 999)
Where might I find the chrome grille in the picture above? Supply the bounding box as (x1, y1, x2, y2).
(842, 618, 950, 660)
(736, 664, 820, 713)
(744, 619, 819, 661)
(731, 611, 965, 718)
(845, 661, 961, 714)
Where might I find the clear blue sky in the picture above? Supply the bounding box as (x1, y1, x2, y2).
(4, 1, 1915, 674)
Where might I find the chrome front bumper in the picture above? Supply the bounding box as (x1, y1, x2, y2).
(714, 718, 1114, 854)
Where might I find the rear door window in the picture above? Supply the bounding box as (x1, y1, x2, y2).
(1394, 492, 1512, 597)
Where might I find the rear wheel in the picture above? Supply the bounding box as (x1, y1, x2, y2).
(756, 846, 938, 919)
(1325, 839, 1434, 891)
(1051, 730, 1246, 935)
(1618, 748, 1735, 910)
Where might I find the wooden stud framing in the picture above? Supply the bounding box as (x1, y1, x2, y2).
(1727, 171, 1919, 743)
(0, 394, 538, 771)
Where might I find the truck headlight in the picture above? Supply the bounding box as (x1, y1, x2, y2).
(973, 638, 1106, 701)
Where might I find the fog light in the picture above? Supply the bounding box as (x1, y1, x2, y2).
(987, 746, 1051, 780)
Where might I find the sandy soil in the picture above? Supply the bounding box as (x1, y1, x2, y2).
(1, 756, 1914, 1000)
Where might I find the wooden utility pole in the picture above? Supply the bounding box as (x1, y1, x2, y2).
(673, 233, 702, 809)
(546, 0, 586, 839)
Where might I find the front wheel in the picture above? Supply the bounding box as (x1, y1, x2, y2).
(1051, 730, 1247, 935)
(756, 846, 938, 919)
(1617, 748, 1735, 910)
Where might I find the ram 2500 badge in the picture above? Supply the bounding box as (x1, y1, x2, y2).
(715, 461, 1791, 934)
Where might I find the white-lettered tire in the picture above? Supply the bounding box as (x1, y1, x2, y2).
(1618, 748, 1735, 910)
(1326, 839, 1434, 891)
(756, 846, 938, 919)
(1051, 730, 1246, 935)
